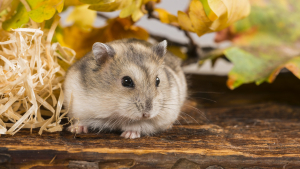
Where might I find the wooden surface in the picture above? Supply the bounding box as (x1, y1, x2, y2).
(1, 73, 300, 169)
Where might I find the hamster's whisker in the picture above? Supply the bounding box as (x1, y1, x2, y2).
(110, 116, 124, 131)
(187, 96, 217, 103)
(178, 115, 189, 125)
(175, 119, 183, 126)
(98, 116, 116, 134)
(183, 105, 210, 122)
(189, 91, 224, 94)
(180, 112, 199, 124)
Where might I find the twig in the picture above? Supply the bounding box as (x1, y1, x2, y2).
(97, 12, 110, 20)
(96, 11, 215, 66)
(144, 1, 203, 64)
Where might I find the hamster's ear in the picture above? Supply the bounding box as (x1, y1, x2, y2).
(152, 40, 167, 58)
(92, 42, 115, 65)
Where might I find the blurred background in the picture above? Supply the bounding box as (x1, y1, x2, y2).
(60, 0, 233, 75)
(56, 0, 300, 90)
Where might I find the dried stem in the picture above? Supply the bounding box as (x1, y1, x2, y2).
(144, 2, 204, 64)
(96, 10, 213, 65)
(97, 13, 110, 20)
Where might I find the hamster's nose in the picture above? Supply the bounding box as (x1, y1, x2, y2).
(142, 113, 150, 119)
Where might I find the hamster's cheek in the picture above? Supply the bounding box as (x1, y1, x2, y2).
(151, 92, 163, 118)
(116, 97, 141, 119)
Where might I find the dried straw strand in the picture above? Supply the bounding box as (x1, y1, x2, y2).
(0, 26, 75, 135)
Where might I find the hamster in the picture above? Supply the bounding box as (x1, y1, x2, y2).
(63, 38, 187, 139)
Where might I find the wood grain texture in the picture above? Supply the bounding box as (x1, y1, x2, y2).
(1, 73, 300, 169)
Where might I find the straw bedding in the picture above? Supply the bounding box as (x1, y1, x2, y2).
(0, 18, 75, 135)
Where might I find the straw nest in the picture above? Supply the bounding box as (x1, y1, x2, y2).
(0, 19, 75, 135)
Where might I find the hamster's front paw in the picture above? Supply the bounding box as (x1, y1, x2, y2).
(120, 131, 141, 139)
(68, 124, 88, 134)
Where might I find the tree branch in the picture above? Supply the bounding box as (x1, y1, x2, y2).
(96, 11, 214, 66)
(144, 1, 203, 64)
(97, 12, 110, 20)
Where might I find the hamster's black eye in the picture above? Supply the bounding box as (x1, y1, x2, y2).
(122, 76, 134, 88)
(156, 76, 160, 87)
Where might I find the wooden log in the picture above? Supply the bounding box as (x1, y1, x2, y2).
(1, 73, 300, 169)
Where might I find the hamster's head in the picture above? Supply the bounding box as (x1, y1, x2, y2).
(91, 40, 169, 121)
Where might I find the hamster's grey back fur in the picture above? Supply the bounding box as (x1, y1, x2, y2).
(63, 38, 187, 139)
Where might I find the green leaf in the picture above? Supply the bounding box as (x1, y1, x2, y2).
(198, 0, 217, 21)
(2, 3, 29, 31)
(212, 0, 300, 89)
(224, 47, 300, 90)
(230, 0, 300, 46)
(27, 0, 64, 23)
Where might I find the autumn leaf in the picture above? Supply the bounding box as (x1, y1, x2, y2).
(66, 5, 96, 31)
(119, 0, 144, 21)
(229, 0, 300, 47)
(167, 46, 187, 60)
(225, 47, 300, 89)
(155, 8, 177, 24)
(80, 0, 130, 14)
(2, 2, 29, 31)
(59, 17, 149, 59)
(217, 0, 300, 89)
(80, 0, 160, 21)
(177, 11, 194, 32)
(64, 0, 84, 7)
(27, 0, 64, 23)
(178, 0, 251, 36)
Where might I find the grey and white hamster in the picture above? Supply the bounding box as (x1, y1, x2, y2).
(63, 38, 187, 139)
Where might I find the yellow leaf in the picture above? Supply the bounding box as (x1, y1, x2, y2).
(199, 0, 218, 21)
(177, 11, 194, 32)
(79, 0, 114, 4)
(143, 0, 160, 4)
(66, 5, 96, 31)
(178, 0, 251, 36)
(132, 9, 144, 21)
(189, 0, 212, 36)
(60, 17, 149, 59)
(87, 0, 130, 12)
(27, 0, 64, 23)
(64, 0, 83, 7)
(155, 8, 178, 24)
(82, 0, 148, 21)
(167, 46, 187, 60)
(213, 0, 250, 32)
(120, 0, 142, 20)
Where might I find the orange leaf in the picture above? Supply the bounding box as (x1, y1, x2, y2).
(60, 17, 149, 59)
